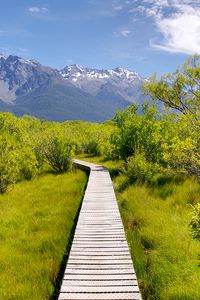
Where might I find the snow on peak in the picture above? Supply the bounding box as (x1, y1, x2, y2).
(0, 53, 8, 60)
(67, 64, 85, 72)
(59, 64, 143, 82)
(113, 67, 141, 79)
(75, 64, 84, 72)
(18, 58, 33, 65)
(0, 54, 39, 66)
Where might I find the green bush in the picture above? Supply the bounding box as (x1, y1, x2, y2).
(0, 136, 20, 193)
(85, 139, 100, 156)
(189, 203, 200, 241)
(42, 136, 75, 173)
(125, 153, 154, 184)
(19, 147, 38, 180)
(111, 103, 170, 165)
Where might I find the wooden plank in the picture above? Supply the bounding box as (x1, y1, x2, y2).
(59, 292, 142, 300)
(60, 285, 140, 293)
(61, 279, 139, 286)
(74, 230, 125, 234)
(67, 258, 133, 264)
(73, 237, 126, 240)
(63, 274, 137, 280)
(77, 220, 122, 223)
(74, 235, 125, 239)
(70, 251, 131, 256)
(69, 252, 131, 257)
(69, 249, 130, 255)
(69, 252, 131, 258)
(71, 246, 129, 250)
(65, 264, 134, 270)
(72, 241, 128, 245)
(64, 268, 136, 275)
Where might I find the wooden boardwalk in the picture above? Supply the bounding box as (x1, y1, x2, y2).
(58, 159, 142, 300)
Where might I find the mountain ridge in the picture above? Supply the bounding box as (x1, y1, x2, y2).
(0, 54, 148, 122)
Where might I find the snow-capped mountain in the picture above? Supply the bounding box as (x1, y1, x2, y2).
(60, 64, 145, 103)
(0, 54, 58, 103)
(0, 55, 148, 122)
(60, 64, 142, 81)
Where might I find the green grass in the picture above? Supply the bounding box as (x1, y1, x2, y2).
(0, 170, 87, 300)
(117, 178, 200, 300)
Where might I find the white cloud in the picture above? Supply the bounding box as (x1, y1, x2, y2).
(152, 12, 200, 54)
(28, 6, 48, 14)
(121, 29, 131, 36)
(129, 0, 200, 54)
(113, 5, 123, 11)
(114, 29, 131, 37)
(129, 5, 146, 14)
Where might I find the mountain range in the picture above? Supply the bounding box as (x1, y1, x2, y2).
(0, 54, 148, 122)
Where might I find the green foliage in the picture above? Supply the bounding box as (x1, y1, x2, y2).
(0, 135, 20, 193)
(162, 114, 200, 180)
(0, 113, 114, 191)
(143, 54, 200, 117)
(84, 139, 101, 156)
(125, 152, 154, 184)
(42, 135, 75, 173)
(189, 203, 200, 241)
(142, 55, 200, 181)
(111, 103, 164, 163)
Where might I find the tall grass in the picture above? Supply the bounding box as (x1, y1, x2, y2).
(117, 178, 200, 300)
(0, 170, 87, 299)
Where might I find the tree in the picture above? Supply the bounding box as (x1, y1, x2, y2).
(144, 55, 200, 181)
(143, 54, 200, 118)
(111, 103, 165, 163)
(162, 113, 200, 180)
(42, 135, 75, 173)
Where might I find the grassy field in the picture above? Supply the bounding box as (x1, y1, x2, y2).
(0, 169, 87, 300)
(78, 155, 200, 300)
(118, 178, 200, 300)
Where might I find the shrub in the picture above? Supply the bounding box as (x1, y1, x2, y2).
(111, 104, 167, 163)
(0, 136, 20, 193)
(85, 139, 100, 156)
(42, 136, 75, 173)
(189, 203, 200, 241)
(34, 142, 45, 169)
(125, 153, 154, 184)
(19, 147, 38, 180)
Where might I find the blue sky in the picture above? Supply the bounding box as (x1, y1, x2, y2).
(0, 0, 200, 77)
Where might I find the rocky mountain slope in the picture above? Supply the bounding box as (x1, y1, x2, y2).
(0, 54, 148, 122)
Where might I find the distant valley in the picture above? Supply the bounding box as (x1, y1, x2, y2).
(0, 54, 148, 122)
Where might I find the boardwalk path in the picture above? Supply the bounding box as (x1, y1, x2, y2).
(58, 159, 142, 300)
